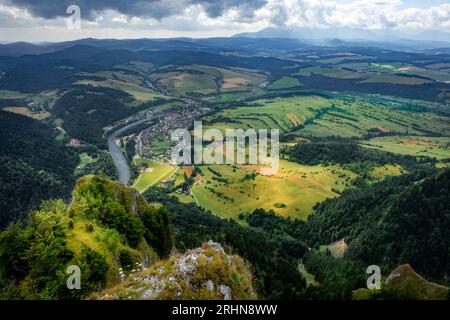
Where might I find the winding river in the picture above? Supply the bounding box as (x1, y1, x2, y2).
(107, 117, 153, 185)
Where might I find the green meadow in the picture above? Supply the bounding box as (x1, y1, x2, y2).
(190, 160, 357, 220)
(132, 159, 177, 193)
(361, 136, 450, 160)
(268, 76, 301, 90)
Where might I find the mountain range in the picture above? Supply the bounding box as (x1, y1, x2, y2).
(1, 27, 450, 58)
(235, 26, 450, 42)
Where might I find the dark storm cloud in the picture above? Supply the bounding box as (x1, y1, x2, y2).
(1, 0, 268, 20)
(196, 0, 266, 18)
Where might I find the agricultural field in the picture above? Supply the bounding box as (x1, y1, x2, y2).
(3, 106, 50, 120)
(174, 192, 197, 204)
(159, 73, 217, 95)
(297, 99, 450, 138)
(189, 160, 357, 220)
(150, 65, 267, 95)
(203, 95, 331, 134)
(0, 89, 56, 120)
(361, 136, 450, 160)
(132, 159, 177, 193)
(75, 71, 165, 102)
(203, 94, 450, 138)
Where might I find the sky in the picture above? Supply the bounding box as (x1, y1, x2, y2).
(0, 0, 449, 42)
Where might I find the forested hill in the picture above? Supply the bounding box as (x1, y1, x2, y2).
(53, 86, 136, 148)
(0, 176, 173, 299)
(303, 167, 450, 283)
(0, 110, 78, 229)
(0, 176, 255, 300)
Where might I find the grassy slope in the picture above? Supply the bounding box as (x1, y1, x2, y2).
(203, 95, 450, 138)
(203, 95, 331, 134)
(361, 136, 450, 160)
(268, 76, 301, 90)
(191, 160, 357, 220)
(132, 160, 177, 193)
(353, 264, 449, 300)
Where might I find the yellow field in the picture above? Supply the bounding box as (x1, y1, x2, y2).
(190, 160, 357, 220)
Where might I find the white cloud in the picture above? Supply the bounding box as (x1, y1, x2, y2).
(0, 0, 449, 41)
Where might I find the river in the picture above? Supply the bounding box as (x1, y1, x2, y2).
(107, 117, 154, 185)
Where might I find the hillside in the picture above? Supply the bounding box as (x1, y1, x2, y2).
(0, 176, 257, 300)
(353, 264, 449, 300)
(143, 188, 308, 299)
(0, 176, 172, 299)
(303, 168, 450, 283)
(0, 35, 450, 302)
(0, 110, 79, 229)
(53, 86, 137, 148)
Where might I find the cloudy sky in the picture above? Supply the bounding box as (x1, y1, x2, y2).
(0, 0, 449, 42)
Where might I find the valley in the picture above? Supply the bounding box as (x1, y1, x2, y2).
(1, 36, 450, 301)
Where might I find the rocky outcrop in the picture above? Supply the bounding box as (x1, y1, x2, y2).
(96, 241, 257, 300)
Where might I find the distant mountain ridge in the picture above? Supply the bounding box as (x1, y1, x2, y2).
(234, 26, 450, 43)
(2, 31, 450, 58)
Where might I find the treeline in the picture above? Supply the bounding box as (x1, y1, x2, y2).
(0, 110, 78, 229)
(243, 208, 305, 240)
(143, 188, 308, 299)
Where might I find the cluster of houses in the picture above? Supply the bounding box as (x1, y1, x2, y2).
(138, 99, 209, 158)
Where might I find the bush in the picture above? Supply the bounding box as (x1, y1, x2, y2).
(81, 247, 109, 288)
(119, 250, 134, 270)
